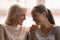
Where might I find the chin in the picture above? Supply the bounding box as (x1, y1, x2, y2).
(19, 24, 22, 25)
(19, 21, 23, 25)
(36, 22, 40, 25)
(18, 23, 22, 25)
(37, 24, 40, 25)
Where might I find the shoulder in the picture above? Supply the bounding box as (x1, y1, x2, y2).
(0, 24, 7, 31)
(53, 25, 60, 33)
(0, 24, 4, 29)
(0, 24, 6, 28)
(53, 25, 60, 39)
(53, 25, 60, 29)
(0, 24, 5, 33)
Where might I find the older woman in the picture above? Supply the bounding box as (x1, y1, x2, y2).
(0, 4, 29, 40)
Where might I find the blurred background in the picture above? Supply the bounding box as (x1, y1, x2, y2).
(0, 0, 60, 27)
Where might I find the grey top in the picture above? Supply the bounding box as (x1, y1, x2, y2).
(35, 27, 55, 40)
(27, 25, 60, 40)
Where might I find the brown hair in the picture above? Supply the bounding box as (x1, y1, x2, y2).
(31, 5, 55, 24)
(47, 9, 55, 24)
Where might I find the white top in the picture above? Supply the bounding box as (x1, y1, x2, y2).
(3, 24, 29, 40)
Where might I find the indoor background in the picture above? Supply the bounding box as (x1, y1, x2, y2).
(0, 0, 60, 27)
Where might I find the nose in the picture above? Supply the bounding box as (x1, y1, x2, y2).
(33, 17, 39, 22)
(23, 16, 26, 20)
(33, 18, 36, 21)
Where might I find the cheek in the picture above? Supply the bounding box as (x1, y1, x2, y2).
(32, 16, 37, 20)
(19, 16, 24, 21)
(19, 18, 22, 21)
(33, 18, 38, 22)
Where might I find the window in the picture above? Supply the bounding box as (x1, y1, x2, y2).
(45, 0, 60, 11)
(0, 0, 37, 27)
(45, 0, 60, 25)
(0, 0, 37, 10)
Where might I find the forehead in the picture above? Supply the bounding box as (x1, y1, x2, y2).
(18, 12, 26, 16)
(18, 8, 27, 15)
(15, 8, 27, 17)
(32, 11, 41, 16)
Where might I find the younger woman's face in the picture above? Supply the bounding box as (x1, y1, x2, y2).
(32, 11, 47, 25)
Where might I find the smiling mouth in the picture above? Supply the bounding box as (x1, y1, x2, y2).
(21, 20, 24, 23)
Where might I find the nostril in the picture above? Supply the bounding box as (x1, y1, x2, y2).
(24, 17, 26, 20)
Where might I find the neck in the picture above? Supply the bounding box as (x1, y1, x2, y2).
(40, 23, 53, 35)
(6, 23, 18, 27)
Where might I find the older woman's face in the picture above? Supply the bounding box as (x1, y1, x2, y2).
(17, 12, 26, 25)
(13, 8, 27, 25)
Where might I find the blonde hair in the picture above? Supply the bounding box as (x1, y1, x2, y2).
(5, 4, 22, 25)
